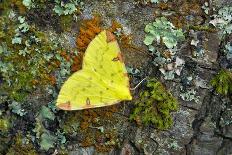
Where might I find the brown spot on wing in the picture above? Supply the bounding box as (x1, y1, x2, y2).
(112, 57, 120, 61)
(86, 97, 91, 105)
(112, 53, 123, 62)
(106, 31, 116, 43)
(123, 73, 128, 77)
(58, 101, 71, 110)
(81, 98, 94, 109)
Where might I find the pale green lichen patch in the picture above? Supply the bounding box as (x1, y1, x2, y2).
(210, 6, 232, 36)
(143, 17, 185, 80)
(144, 17, 185, 49)
(54, 0, 83, 16)
(225, 42, 232, 60)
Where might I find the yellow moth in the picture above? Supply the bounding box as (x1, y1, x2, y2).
(56, 30, 132, 110)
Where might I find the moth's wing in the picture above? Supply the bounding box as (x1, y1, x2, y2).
(56, 30, 132, 110)
(83, 30, 132, 100)
(57, 70, 121, 110)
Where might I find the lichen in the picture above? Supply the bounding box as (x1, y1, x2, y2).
(39, 131, 57, 151)
(53, 0, 83, 16)
(143, 17, 185, 80)
(0, 11, 64, 102)
(8, 101, 27, 116)
(144, 17, 185, 49)
(59, 112, 80, 136)
(32, 105, 64, 151)
(179, 87, 200, 103)
(210, 6, 232, 36)
(225, 42, 232, 60)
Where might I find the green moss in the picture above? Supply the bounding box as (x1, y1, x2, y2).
(130, 78, 178, 129)
(0, 119, 10, 132)
(211, 69, 232, 96)
(188, 25, 217, 32)
(6, 133, 37, 155)
(60, 15, 73, 31)
(0, 136, 11, 154)
(0, 0, 27, 15)
(7, 71, 34, 101)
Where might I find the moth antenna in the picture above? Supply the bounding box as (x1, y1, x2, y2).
(130, 77, 147, 91)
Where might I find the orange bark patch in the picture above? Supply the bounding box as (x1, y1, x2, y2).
(74, 16, 102, 72)
(117, 53, 123, 62)
(49, 75, 56, 85)
(156, 1, 204, 29)
(60, 51, 71, 61)
(76, 16, 102, 52)
(108, 20, 122, 33)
